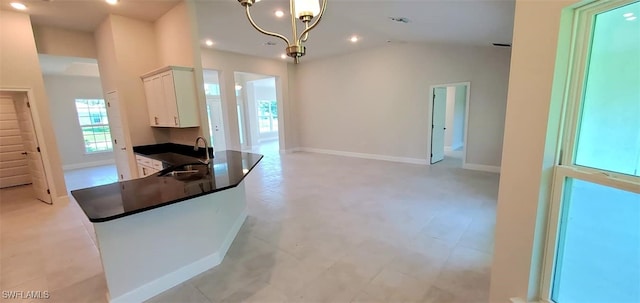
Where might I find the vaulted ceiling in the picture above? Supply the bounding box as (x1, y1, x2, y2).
(196, 0, 515, 61)
(1, 0, 515, 62)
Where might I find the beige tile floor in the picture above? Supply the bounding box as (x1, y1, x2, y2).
(0, 148, 499, 303)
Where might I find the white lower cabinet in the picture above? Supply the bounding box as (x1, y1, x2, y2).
(135, 155, 163, 178)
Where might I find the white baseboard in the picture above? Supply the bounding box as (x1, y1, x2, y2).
(283, 148, 302, 154)
(299, 147, 428, 165)
(63, 159, 115, 171)
(109, 210, 247, 303)
(110, 253, 221, 303)
(463, 163, 501, 173)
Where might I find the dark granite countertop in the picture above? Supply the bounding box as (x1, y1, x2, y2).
(133, 143, 215, 166)
(71, 150, 263, 223)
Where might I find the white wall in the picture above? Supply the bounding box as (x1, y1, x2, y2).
(155, 1, 209, 146)
(296, 43, 511, 167)
(453, 85, 466, 149)
(445, 85, 466, 150)
(43, 75, 115, 169)
(0, 9, 67, 198)
(199, 48, 295, 151)
(32, 25, 97, 59)
(445, 86, 456, 148)
(490, 0, 579, 302)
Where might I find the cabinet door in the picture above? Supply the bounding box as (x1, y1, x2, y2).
(137, 163, 145, 178)
(161, 71, 180, 127)
(172, 70, 200, 127)
(144, 76, 168, 127)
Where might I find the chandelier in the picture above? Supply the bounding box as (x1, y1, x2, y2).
(238, 0, 327, 63)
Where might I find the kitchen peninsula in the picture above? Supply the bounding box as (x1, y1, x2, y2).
(71, 147, 262, 303)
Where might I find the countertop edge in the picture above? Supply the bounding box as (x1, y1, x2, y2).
(79, 153, 263, 223)
(88, 184, 238, 223)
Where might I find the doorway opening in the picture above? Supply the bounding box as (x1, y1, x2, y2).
(203, 69, 227, 151)
(233, 71, 281, 155)
(0, 90, 53, 204)
(429, 82, 470, 167)
(39, 54, 119, 189)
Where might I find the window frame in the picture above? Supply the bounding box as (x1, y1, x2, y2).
(74, 98, 113, 154)
(540, 0, 640, 301)
(256, 99, 278, 134)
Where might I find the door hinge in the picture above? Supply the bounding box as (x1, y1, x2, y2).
(37, 146, 41, 152)
(107, 102, 111, 107)
(26, 102, 30, 108)
(430, 153, 433, 157)
(433, 94, 435, 101)
(46, 189, 50, 194)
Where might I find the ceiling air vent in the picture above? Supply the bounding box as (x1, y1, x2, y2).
(492, 43, 512, 47)
(389, 17, 411, 24)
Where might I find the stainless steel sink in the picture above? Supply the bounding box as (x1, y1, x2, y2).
(158, 163, 210, 181)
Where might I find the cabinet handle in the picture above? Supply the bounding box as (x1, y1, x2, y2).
(142, 167, 147, 176)
(174, 116, 178, 126)
(154, 117, 159, 125)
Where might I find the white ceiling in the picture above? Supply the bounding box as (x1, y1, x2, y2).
(0, 0, 179, 32)
(3, 0, 514, 62)
(195, 0, 515, 61)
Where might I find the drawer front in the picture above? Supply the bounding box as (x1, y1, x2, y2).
(135, 155, 153, 166)
(152, 160, 163, 170)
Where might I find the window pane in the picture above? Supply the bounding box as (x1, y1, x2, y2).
(75, 99, 88, 108)
(552, 178, 640, 303)
(575, 2, 640, 176)
(75, 99, 112, 153)
(78, 116, 91, 126)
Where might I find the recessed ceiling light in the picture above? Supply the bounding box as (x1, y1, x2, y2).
(280, 54, 287, 59)
(205, 39, 214, 46)
(275, 10, 285, 18)
(627, 16, 638, 21)
(106, 0, 118, 5)
(10, 2, 27, 10)
(623, 13, 634, 17)
(350, 36, 359, 43)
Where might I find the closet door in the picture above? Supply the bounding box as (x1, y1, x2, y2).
(0, 96, 30, 188)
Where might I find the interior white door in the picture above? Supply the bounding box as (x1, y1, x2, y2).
(207, 98, 227, 151)
(0, 96, 31, 188)
(431, 87, 447, 164)
(13, 94, 52, 203)
(106, 91, 132, 181)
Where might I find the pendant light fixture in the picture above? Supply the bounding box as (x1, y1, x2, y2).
(238, 0, 327, 63)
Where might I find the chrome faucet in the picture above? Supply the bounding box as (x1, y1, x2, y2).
(194, 136, 211, 165)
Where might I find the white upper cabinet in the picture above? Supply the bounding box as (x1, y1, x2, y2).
(141, 66, 200, 128)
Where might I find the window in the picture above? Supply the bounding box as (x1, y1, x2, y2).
(542, 1, 640, 303)
(75, 99, 113, 153)
(257, 100, 278, 134)
(204, 83, 220, 96)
